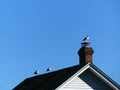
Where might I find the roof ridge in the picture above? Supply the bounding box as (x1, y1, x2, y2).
(29, 64, 81, 79)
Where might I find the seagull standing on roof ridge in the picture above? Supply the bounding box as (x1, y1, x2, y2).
(46, 67, 51, 72)
(34, 70, 40, 75)
(83, 35, 89, 42)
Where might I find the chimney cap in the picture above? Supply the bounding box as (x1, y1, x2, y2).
(81, 42, 90, 47)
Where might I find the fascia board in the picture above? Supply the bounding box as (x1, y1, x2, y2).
(89, 66, 119, 90)
(55, 63, 90, 90)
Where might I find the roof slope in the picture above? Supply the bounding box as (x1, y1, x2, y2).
(13, 63, 120, 90)
(13, 65, 83, 90)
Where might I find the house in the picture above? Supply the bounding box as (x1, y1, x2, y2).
(13, 41, 120, 90)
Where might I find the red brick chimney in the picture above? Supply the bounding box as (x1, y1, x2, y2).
(78, 42, 94, 65)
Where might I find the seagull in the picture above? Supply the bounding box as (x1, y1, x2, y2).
(83, 35, 89, 42)
(34, 70, 40, 75)
(46, 67, 51, 72)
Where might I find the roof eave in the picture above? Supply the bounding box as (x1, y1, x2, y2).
(55, 63, 120, 90)
(89, 64, 120, 90)
(55, 63, 90, 90)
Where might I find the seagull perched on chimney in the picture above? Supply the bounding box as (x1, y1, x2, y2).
(34, 70, 40, 75)
(83, 35, 89, 42)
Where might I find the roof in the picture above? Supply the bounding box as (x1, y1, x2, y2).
(13, 63, 120, 90)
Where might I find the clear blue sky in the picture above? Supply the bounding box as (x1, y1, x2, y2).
(0, 0, 120, 90)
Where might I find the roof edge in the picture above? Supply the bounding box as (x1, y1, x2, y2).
(55, 63, 90, 90)
(55, 63, 120, 90)
(89, 64, 120, 90)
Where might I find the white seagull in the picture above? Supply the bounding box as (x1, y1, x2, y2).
(34, 70, 40, 75)
(83, 35, 89, 42)
(46, 67, 51, 72)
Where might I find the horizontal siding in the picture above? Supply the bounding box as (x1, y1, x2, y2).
(62, 77, 93, 90)
(62, 70, 113, 90)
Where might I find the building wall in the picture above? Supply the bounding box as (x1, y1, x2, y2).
(62, 70, 113, 90)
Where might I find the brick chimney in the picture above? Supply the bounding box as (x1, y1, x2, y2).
(78, 42, 94, 65)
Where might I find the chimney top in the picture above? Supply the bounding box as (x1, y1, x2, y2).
(81, 42, 90, 47)
(78, 36, 94, 65)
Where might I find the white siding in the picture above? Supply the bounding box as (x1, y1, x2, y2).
(62, 77, 93, 90)
(62, 70, 113, 90)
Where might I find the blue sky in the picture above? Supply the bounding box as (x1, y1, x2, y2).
(0, 0, 120, 90)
